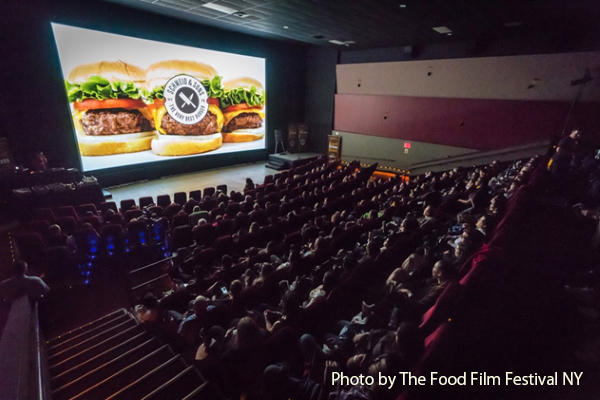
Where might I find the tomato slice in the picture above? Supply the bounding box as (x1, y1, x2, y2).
(146, 98, 165, 110)
(223, 103, 263, 114)
(207, 97, 220, 107)
(74, 98, 146, 110)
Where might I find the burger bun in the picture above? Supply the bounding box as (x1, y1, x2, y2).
(151, 132, 223, 156)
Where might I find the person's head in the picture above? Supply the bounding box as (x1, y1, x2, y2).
(49, 224, 61, 236)
(221, 254, 233, 269)
(198, 218, 207, 226)
(230, 280, 243, 296)
(141, 292, 159, 309)
(570, 128, 581, 140)
(80, 222, 94, 231)
(432, 260, 454, 282)
(455, 241, 473, 261)
(489, 195, 507, 215)
(12, 260, 28, 276)
(282, 291, 301, 319)
(235, 316, 263, 350)
(322, 270, 338, 293)
(476, 215, 488, 232)
(423, 205, 434, 218)
(366, 240, 381, 258)
(193, 295, 209, 317)
(343, 255, 358, 272)
(193, 205, 200, 213)
(260, 263, 273, 278)
(400, 218, 419, 233)
(249, 222, 260, 233)
(246, 178, 254, 185)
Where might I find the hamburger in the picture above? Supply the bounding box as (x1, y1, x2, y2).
(145, 60, 224, 156)
(65, 61, 156, 156)
(221, 77, 266, 143)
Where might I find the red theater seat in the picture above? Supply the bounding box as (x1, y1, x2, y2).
(172, 225, 193, 249)
(119, 199, 136, 213)
(34, 208, 56, 224)
(156, 194, 171, 209)
(99, 201, 118, 215)
(139, 196, 154, 209)
(173, 191, 187, 205)
(189, 190, 202, 201)
(56, 216, 77, 236)
(26, 220, 51, 237)
(56, 206, 79, 221)
(203, 187, 216, 198)
(76, 203, 98, 216)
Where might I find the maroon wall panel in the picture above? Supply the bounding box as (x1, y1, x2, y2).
(334, 94, 600, 150)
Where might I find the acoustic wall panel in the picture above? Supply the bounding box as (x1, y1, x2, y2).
(334, 94, 600, 151)
(337, 52, 600, 102)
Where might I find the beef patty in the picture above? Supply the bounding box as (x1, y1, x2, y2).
(161, 112, 218, 136)
(81, 109, 153, 136)
(224, 113, 263, 133)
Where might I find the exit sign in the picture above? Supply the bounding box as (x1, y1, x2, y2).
(404, 142, 412, 149)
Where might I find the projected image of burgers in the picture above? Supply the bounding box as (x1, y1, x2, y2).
(65, 61, 156, 156)
(145, 60, 225, 156)
(221, 77, 266, 142)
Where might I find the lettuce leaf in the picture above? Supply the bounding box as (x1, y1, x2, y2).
(220, 85, 265, 108)
(65, 75, 143, 103)
(143, 75, 224, 105)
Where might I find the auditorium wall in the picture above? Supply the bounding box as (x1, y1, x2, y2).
(333, 52, 600, 168)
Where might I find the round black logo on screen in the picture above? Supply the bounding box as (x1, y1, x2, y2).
(163, 74, 208, 125)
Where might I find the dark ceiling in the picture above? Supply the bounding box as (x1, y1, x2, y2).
(104, 0, 600, 50)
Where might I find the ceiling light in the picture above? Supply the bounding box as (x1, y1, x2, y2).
(201, 2, 239, 14)
(283, 25, 288, 29)
(399, 4, 407, 7)
(329, 40, 354, 45)
(432, 26, 452, 34)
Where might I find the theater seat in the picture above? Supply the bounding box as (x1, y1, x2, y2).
(203, 187, 216, 198)
(34, 208, 56, 224)
(119, 199, 136, 213)
(99, 201, 118, 215)
(76, 203, 98, 216)
(139, 196, 154, 209)
(157, 194, 171, 209)
(26, 220, 51, 237)
(172, 225, 193, 249)
(189, 190, 202, 201)
(174, 191, 187, 205)
(56, 216, 77, 236)
(56, 206, 79, 221)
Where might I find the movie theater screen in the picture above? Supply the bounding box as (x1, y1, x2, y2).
(52, 23, 266, 172)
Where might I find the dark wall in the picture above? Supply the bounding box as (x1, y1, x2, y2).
(0, 0, 307, 186)
(340, 31, 600, 64)
(304, 47, 338, 153)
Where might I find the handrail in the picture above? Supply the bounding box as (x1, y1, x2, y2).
(129, 256, 175, 275)
(410, 140, 550, 171)
(0, 297, 49, 400)
(131, 274, 171, 292)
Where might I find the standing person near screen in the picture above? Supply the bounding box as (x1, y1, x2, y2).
(31, 151, 48, 171)
(549, 128, 582, 175)
(0, 261, 50, 302)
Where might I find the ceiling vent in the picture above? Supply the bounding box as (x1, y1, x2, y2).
(432, 26, 452, 34)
